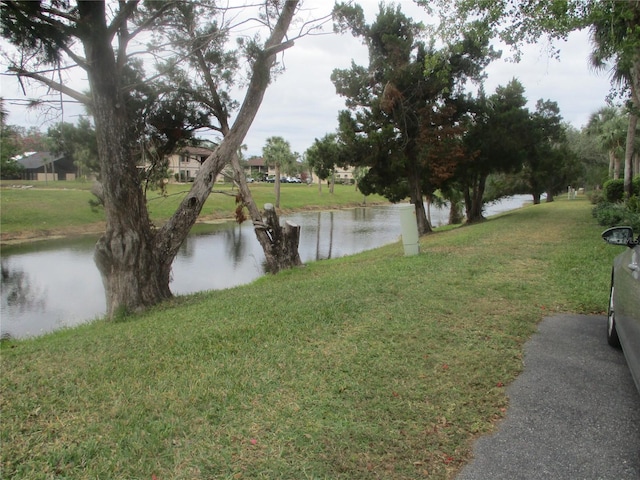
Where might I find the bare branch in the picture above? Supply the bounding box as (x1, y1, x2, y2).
(107, 1, 139, 41)
(8, 67, 91, 105)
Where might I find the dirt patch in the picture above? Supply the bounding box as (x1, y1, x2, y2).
(0, 223, 107, 246)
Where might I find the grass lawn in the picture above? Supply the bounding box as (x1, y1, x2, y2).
(0, 180, 385, 238)
(0, 198, 615, 479)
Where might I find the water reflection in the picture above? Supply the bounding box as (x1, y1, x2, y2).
(0, 197, 529, 338)
(1, 258, 46, 312)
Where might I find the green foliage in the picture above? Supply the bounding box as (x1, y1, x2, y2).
(0, 102, 22, 179)
(592, 200, 640, 231)
(47, 118, 99, 178)
(603, 178, 625, 202)
(332, 3, 496, 226)
(588, 189, 605, 205)
(305, 134, 344, 181)
(262, 136, 296, 171)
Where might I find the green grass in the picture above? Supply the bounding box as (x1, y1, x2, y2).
(0, 181, 384, 236)
(0, 198, 616, 479)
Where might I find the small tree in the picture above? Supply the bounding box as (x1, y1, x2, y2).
(306, 134, 343, 194)
(263, 136, 297, 208)
(47, 118, 99, 180)
(0, 100, 22, 179)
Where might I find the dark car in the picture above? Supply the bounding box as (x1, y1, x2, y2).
(602, 226, 640, 392)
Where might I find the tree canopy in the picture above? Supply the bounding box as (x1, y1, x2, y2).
(331, 2, 497, 234)
(424, 0, 640, 197)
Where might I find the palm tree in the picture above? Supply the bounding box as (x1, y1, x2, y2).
(586, 107, 627, 180)
(589, 0, 640, 197)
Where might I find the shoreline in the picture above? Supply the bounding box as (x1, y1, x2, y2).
(0, 201, 388, 247)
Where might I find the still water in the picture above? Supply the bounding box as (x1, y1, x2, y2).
(1, 197, 529, 338)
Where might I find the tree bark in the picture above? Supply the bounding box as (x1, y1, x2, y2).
(78, 2, 171, 317)
(407, 162, 432, 235)
(229, 152, 303, 274)
(624, 111, 636, 198)
(274, 164, 281, 208)
(464, 173, 488, 223)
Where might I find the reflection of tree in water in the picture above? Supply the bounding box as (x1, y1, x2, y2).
(1, 258, 47, 312)
(315, 211, 335, 261)
(223, 223, 247, 267)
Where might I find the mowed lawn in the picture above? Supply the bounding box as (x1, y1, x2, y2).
(1, 198, 615, 479)
(0, 181, 386, 238)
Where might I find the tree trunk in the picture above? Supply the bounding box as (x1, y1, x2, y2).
(407, 162, 432, 235)
(465, 173, 487, 223)
(532, 192, 541, 205)
(229, 152, 303, 274)
(247, 203, 302, 273)
(448, 201, 463, 224)
(624, 111, 637, 198)
(275, 164, 281, 208)
(609, 150, 616, 178)
(79, 2, 172, 318)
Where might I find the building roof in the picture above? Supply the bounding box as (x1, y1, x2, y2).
(246, 157, 265, 166)
(179, 146, 214, 156)
(14, 152, 64, 169)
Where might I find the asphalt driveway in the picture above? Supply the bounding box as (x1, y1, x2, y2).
(456, 314, 640, 480)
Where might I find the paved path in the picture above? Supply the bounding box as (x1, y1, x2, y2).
(456, 314, 640, 480)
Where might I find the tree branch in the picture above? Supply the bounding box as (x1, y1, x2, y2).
(107, 1, 139, 41)
(8, 67, 92, 105)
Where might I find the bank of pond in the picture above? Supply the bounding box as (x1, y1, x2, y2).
(1, 197, 529, 339)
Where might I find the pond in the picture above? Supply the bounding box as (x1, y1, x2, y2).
(0, 196, 530, 338)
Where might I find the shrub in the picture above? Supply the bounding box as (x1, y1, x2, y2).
(592, 201, 640, 231)
(603, 179, 625, 203)
(588, 189, 604, 205)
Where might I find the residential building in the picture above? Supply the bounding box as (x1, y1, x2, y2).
(166, 146, 213, 182)
(14, 151, 77, 181)
(309, 165, 356, 185)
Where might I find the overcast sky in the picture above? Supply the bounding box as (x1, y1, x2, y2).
(1, 1, 615, 158)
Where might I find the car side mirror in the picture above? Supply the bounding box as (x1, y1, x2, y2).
(602, 226, 636, 247)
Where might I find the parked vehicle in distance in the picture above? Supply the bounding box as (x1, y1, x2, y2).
(602, 226, 640, 393)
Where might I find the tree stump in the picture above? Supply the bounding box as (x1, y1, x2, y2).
(262, 203, 303, 273)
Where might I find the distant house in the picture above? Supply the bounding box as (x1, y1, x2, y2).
(166, 146, 214, 182)
(245, 157, 276, 179)
(309, 165, 356, 184)
(165, 149, 281, 183)
(14, 151, 77, 181)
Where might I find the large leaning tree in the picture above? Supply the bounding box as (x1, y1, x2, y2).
(143, 1, 319, 274)
(1, 0, 301, 318)
(331, 3, 496, 235)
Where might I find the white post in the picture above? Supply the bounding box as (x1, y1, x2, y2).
(399, 204, 420, 256)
